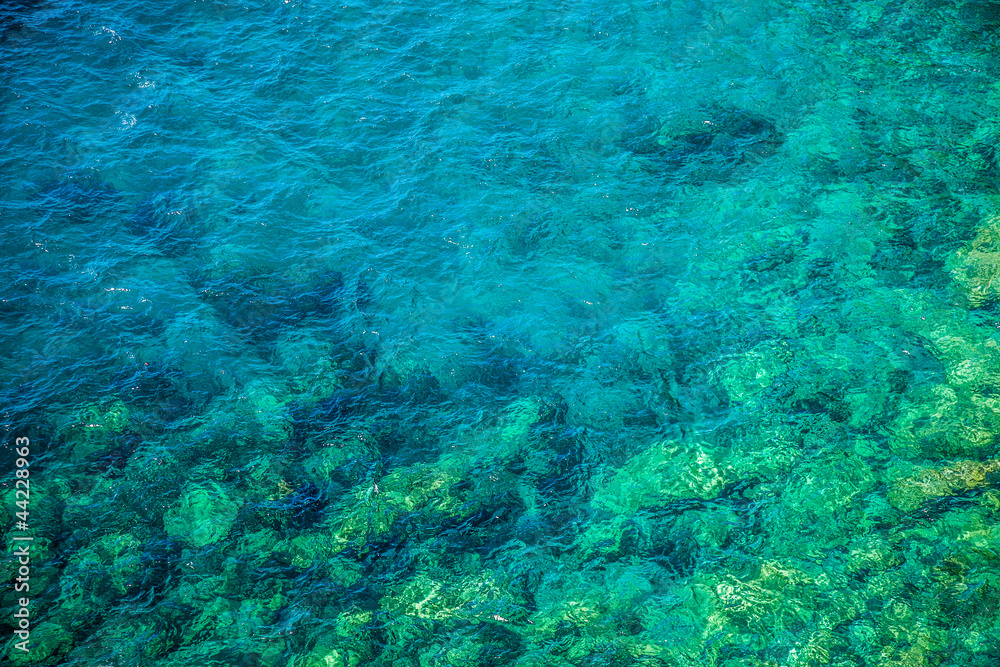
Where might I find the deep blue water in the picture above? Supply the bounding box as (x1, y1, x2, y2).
(4, 0, 1000, 665)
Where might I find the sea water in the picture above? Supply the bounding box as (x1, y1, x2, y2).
(3, 0, 1000, 664)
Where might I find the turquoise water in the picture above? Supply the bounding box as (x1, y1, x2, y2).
(4, 0, 1000, 664)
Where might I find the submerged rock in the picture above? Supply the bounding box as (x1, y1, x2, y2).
(629, 105, 785, 182)
(949, 213, 1000, 307)
(591, 440, 733, 515)
(888, 459, 1000, 512)
(164, 482, 241, 548)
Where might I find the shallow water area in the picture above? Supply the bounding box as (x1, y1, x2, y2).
(4, 0, 1000, 665)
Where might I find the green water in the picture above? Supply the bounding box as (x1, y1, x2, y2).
(3, 0, 1000, 664)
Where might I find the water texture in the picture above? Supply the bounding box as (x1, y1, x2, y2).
(3, 0, 1000, 664)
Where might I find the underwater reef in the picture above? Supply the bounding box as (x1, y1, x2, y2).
(5, 0, 1000, 665)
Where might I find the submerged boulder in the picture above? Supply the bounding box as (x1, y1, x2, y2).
(949, 213, 1000, 307)
(888, 459, 1000, 512)
(591, 440, 732, 515)
(164, 482, 241, 548)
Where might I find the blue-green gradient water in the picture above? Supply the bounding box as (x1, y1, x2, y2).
(4, 0, 1000, 664)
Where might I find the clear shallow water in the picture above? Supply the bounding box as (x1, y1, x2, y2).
(3, 0, 1000, 664)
